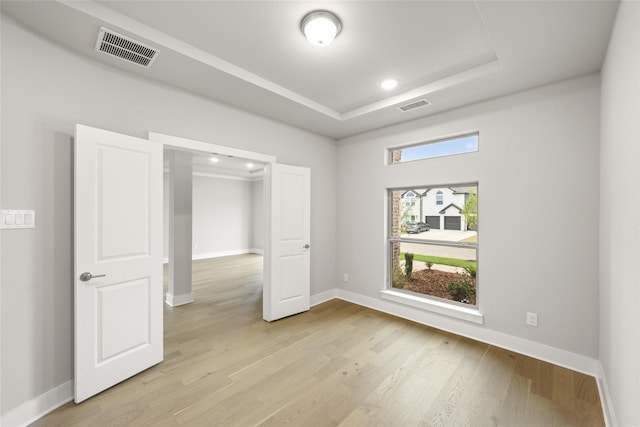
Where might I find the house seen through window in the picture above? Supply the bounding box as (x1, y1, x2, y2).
(389, 184, 478, 306)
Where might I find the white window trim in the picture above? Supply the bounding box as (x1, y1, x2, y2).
(380, 289, 483, 324)
(388, 131, 479, 164)
(388, 183, 480, 323)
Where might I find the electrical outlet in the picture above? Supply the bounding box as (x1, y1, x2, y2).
(343, 273, 349, 282)
(526, 312, 538, 327)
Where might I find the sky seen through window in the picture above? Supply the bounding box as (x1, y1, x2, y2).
(393, 134, 478, 162)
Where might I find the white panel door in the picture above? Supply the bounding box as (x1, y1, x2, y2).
(74, 124, 163, 403)
(263, 164, 311, 321)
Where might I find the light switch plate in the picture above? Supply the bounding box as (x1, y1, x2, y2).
(1, 210, 36, 229)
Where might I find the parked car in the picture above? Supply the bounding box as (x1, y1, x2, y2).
(406, 221, 430, 233)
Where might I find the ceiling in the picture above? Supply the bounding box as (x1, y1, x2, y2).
(164, 149, 266, 180)
(2, 1, 619, 140)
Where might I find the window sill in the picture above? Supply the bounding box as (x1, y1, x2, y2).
(380, 289, 484, 324)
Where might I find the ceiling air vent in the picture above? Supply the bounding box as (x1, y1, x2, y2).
(95, 27, 160, 68)
(397, 99, 431, 112)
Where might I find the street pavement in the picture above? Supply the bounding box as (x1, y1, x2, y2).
(401, 229, 477, 242)
(400, 229, 476, 261)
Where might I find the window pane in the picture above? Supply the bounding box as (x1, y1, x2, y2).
(390, 133, 478, 163)
(393, 186, 478, 240)
(391, 242, 477, 305)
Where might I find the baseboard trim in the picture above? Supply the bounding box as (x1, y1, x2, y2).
(192, 250, 252, 261)
(165, 292, 194, 306)
(595, 362, 618, 427)
(334, 288, 600, 377)
(163, 249, 263, 264)
(311, 289, 337, 307)
(1, 381, 73, 427)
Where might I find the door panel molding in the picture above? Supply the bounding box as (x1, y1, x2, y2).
(263, 163, 311, 321)
(74, 124, 163, 403)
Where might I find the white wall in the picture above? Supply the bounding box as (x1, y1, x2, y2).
(337, 75, 600, 364)
(599, 2, 640, 425)
(0, 14, 336, 417)
(163, 172, 261, 260)
(193, 174, 253, 257)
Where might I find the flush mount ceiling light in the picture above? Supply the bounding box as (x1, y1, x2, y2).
(301, 11, 342, 47)
(210, 157, 219, 163)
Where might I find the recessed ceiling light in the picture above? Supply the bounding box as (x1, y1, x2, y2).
(246, 163, 255, 168)
(210, 157, 219, 163)
(381, 79, 398, 90)
(301, 11, 342, 47)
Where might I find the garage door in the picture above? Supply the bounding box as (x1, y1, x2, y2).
(444, 216, 461, 230)
(425, 216, 440, 230)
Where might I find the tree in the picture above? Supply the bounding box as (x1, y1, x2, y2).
(399, 191, 422, 226)
(462, 190, 478, 231)
(400, 197, 417, 225)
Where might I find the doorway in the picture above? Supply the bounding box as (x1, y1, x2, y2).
(74, 125, 311, 403)
(150, 131, 311, 322)
(162, 146, 267, 308)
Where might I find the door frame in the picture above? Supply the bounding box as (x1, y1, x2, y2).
(147, 131, 277, 305)
(149, 132, 276, 165)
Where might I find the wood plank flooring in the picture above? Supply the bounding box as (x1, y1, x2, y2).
(32, 254, 604, 426)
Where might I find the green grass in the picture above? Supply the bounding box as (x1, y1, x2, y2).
(459, 235, 478, 243)
(400, 253, 476, 270)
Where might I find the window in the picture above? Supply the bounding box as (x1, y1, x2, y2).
(388, 184, 478, 308)
(389, 133, 478, 163)
(403, 191, 416, 207)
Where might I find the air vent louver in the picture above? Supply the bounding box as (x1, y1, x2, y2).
(397, 99, 431, 112)
(95, 27, 160, 68)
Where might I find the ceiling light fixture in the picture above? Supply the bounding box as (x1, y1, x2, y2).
(381, 78, 398, 90)
(210, 157, 219, 163)
(301, 11, 342, 47)
(246, 163, 255, 168)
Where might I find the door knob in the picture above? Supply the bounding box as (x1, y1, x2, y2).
(303, 244, 310, 249)
(80, 272, 106, 282)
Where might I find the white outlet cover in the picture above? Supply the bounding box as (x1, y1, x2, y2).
(526, 312, 538, 327)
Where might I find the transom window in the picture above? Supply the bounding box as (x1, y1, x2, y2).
(389, 133, 478, 163)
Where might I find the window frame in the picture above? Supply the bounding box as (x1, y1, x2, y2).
(388, 132, 479, 164)
(383, 183, 483, 324)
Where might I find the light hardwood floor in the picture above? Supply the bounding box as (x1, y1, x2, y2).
(33, 254, 604, 426)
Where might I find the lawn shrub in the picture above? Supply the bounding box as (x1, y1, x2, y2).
(464, 264, 476, 278)
(404, 253, 414, 278)
(392, 266, 407, 289)
(447, 270, 475, 303)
